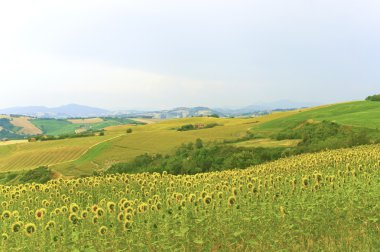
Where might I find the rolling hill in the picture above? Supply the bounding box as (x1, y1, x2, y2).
(0, 100, 379, 178)
(0, 116, 142, 139)
(252, 100, 380, 132)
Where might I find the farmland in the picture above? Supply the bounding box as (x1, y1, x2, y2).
(0, 101, 379, 177)
(30, 118, 141, 136)
(0, 144, 378, 250)
(0, 101, 378, 251)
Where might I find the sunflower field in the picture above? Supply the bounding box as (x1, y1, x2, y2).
(0, 145, 379, 251)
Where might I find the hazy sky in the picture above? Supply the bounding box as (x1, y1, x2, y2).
(0, 0, 379, 110)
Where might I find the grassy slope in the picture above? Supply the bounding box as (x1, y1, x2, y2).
(252, 101, 380, 135)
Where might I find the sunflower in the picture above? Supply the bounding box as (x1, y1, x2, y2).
(125, 213, 133, 221)
(98, 226, 108, 236)
(96, 208, 105, 217)
(2, 210, 12, 220)
(91, 204, 99, 213)
(1, 233, 8, 241)
(69, 203, 79, 213)
(81, 210, 89, 219)
(123, 220, 133, 231)
(35, 209, 45, 220)
(107, 202, 116, 212)
(25, 223, 37, 236)
(228, 196, 236, 206)
(203, 195, 212, 205)
(11, 222, 22, 233)
(69, 213, 79, 224)
(45, 221, 56, 231)
(92, 216, 99, 225)
(117, 212, 125, 222)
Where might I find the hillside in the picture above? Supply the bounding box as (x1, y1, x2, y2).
(0, 116, 141, 139)
(252, 101, 380, 134)
(1, 144, 378, 250)
(0, 110, 299, 176)
(0, 100, 379, 178)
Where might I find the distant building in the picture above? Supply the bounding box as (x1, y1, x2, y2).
(194, 123, 205, 129)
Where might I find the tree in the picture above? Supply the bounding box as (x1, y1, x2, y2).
(126, 128, 133, 134)
(366, 94, 380, 101)
(195, 138, 203, 149)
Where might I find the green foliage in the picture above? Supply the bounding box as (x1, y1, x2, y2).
(0, 118, 24, 139)
(126, 128, 133, 133)
(177, 124, 195, 131)
(177, 123, 221, 131)
(18, 166, 52, 184)
(28, 130, 103, 142)
(209, 114, 220, 118)
(0, 118, 18, 132)
(274, 120, 377, 154)
(366, 94, 380, 101)
(0, 130, 25, 140)
(106, 140, 284, 175)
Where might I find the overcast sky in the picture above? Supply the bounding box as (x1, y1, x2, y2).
(0, 0, 379, 110)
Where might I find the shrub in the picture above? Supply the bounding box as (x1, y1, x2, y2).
(19, 166, 52, 184)
(365, 94, 380, 101)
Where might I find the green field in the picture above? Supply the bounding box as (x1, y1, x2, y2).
(252, 101, 380, 135)
(30, 118, 140, 136)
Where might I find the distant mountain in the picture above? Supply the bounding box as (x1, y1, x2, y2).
(0, 101, 318, 119)
(0, 104, 110, 118)
(215, 100, 319, 116)
(121, 107, 222, 119)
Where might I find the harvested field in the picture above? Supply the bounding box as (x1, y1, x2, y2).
(68, 118, 104, 124)
(0, 140, 28, 146)
(10, 117, 42, 135)
(131, 118, 161, 124)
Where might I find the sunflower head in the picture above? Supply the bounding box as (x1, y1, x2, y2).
(98, 226, 108, 236)
(11, 222, 22, 233)
(25, 223, 37, 236)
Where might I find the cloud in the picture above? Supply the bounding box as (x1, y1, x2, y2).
(0, 0, 379, 109)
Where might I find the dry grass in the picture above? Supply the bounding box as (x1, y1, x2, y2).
(131, 118, 162, 124)
(68, 118, 104, 124)
(10, 117, 43, 135)
(233, 138, 301, 148)
(0, 140, 28, 146)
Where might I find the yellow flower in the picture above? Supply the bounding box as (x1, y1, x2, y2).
(25, 223, 37, 236)
(98, 226, 108, 236)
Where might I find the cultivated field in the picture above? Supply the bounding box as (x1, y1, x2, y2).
(0, 101, 379, 177)
(68, 118, 104, 124)
(0, 144, 378, 250)
(10, 117, 42, 135)
(0, 132, 121, 172)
